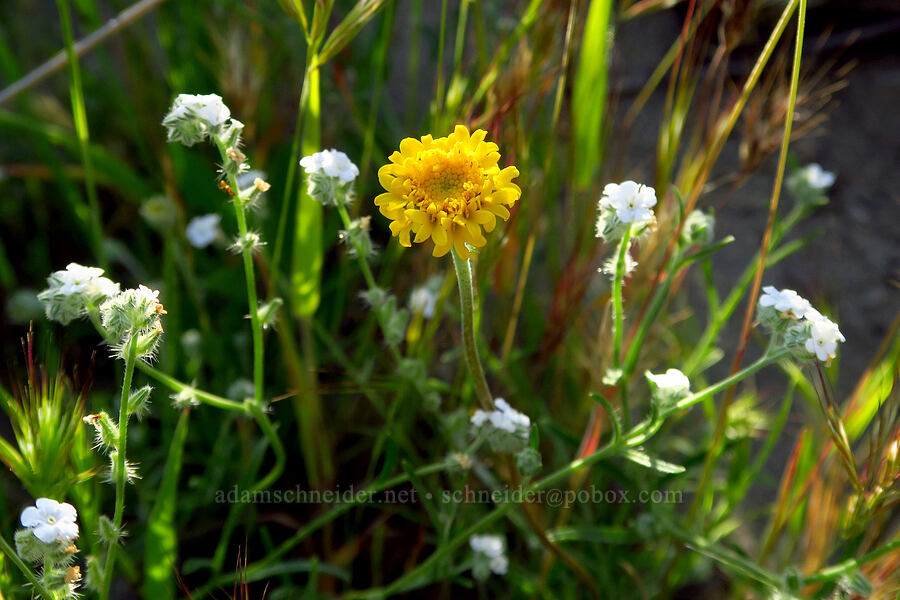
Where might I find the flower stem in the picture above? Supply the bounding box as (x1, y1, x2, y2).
(612, 225, 633, 368)
(451, 249, 494, 411)
(0, 534, 54, 600)
(335, 202, 402, 363)
(214, 139, 265, 408)
(100, 332, 138, 600)
(213, 140, 284, 494)
(612, 225, 633, 427)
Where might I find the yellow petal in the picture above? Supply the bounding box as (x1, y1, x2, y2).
(378, 165, 395, 191)
(431, 223, 449, 246)
(400, 137, 423, 158)
(432, 242, 452, 257)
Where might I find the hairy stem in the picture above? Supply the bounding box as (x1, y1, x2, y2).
(100, 333, 137, 600)
(451, 250, 494, 410)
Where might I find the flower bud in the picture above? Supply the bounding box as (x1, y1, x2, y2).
(679, 209, 715, 246)
(127, 385, 153, 420)
(171, 386, 200, 409)
(645, 369, 691, 411)
(228, 231, 265, 255)
(97, 515, 123, 547)
(257, 298, 283, 330)
(339, 216, 376, 258)
(515, 447, 542, 476)
(83, 412, 119, 452)
(140, 195, 178, 232)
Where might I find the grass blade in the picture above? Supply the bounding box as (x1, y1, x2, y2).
(572, 0, 613, 186)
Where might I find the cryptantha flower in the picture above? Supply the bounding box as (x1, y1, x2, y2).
(375, 125, 521, 258)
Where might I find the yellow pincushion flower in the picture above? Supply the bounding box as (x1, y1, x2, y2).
(375, 125, 521, 259)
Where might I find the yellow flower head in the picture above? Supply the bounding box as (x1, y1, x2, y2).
(375, 125, 521, 259)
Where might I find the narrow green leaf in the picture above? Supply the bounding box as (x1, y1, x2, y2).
(572, 0, 613, 186)
(317, 0, 389, 66)
(141, 410, 190, 600)
(292, 66, 323, 317)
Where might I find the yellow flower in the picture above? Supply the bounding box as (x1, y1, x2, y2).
(375, 125, 521, 259)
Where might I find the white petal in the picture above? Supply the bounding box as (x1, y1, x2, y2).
(55, 521, 79, 541)
(20, 506, 43, 527)
(32, 523, 58, 544)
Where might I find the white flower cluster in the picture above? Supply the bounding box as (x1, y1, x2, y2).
(20, 498, 79, 544)
(162, 93, 232, 146)
(15, 499, 82, 598)
(186, 213, 222, 248)
(472, 398, 530, 435)
(300, 149, 359, 182)
(595, 181, 657, 242)
(300, 149, 359, 206)
(37, 263, 120, 324)
(600, 181, 657, 224)
(471, 399, 531, 452)
(758, 286, 845, 362)
(469, 534, 508, 577)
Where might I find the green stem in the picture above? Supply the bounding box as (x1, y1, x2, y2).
(213, 140, 283, 494)
(612, 225, 633, 369)
(136, 363, 246, 412)
(670, 348, 789, 414)
(215, 141, 265, 408)
(246, 402, 287, 492)
(335, 203, 402, 363)
(451, 249, 493, 410)
(613, 225, 633, 428)
(100, 333, 138, 600)
(0, 534, 54, 600)
(804, 538, 900, 584)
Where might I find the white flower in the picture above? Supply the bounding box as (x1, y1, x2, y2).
(470, 534, 508, 576)
(646, 369, 690, 394)
(163, 93, 231, 146)
(410, 286, 438, 319)
(599, 181, 657, 224)
(799, 163, 835, 190)
(472, 398, 531, 434)
(489, 555, 509, 575)
(805, 315, 845, 361)
(300, 149, 359, 182)
(471, 399, 531, 452)
(20, 498, 79, 544)
(759, 286, 812, 319)
(186, 213, 222, 248)
(38, 263, 121, 324)
(170, 93, 230, 127)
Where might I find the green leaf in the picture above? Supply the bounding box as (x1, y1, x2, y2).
(141, 410, 190, 600)
(572, 0, 613, 186)
(547, 525, 640, 545)
(622, 448, 685, 474)
(292, 66, 323, 317)
(317, 0, 390, 66)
